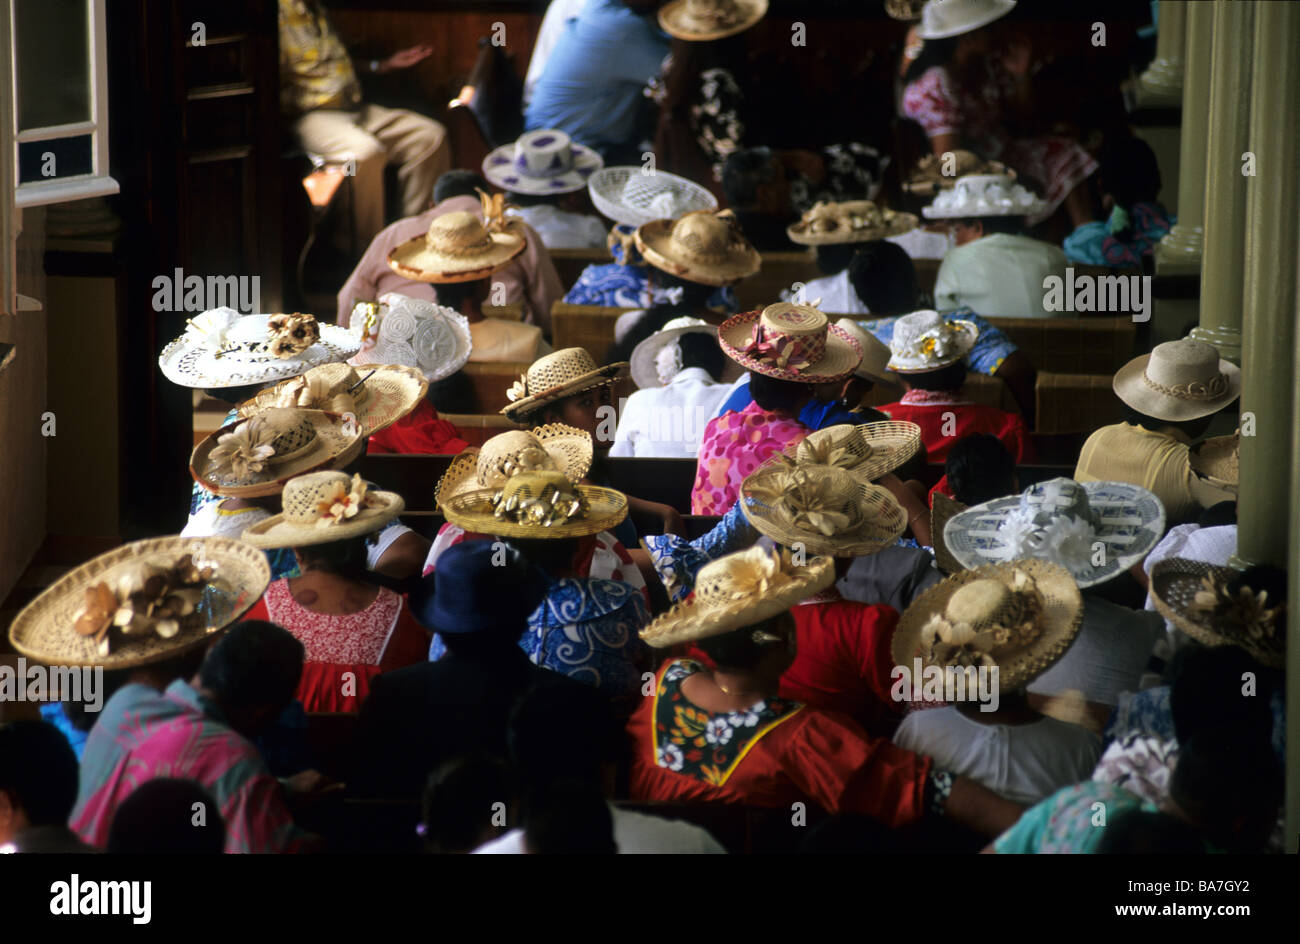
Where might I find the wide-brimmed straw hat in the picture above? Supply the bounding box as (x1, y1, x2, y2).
(658, 0, 768, 42)
(922, 174, 1045, 219)
(441, 471, 627, 541)
(904, 151, 1018, 197)
(8, 537, 270, 669)
(238, 361, 426, 437)
(918, 0, 1017, 40)
(1189, 431, 1239, 489)
(719, 303, 863, 382)
(482, 128, 604, 195)
(944, 477, 1166, 588)
(891, 559, 1083, 695)
(634, 209, 760, 288)
(349, 293, 473, 383)
(930, 491, 968, 575)
(501, 347, 626, 421)
(640, 545, 834, 649)
(766, 421, 922, 484)
(1148, 558, 1285, 669)
(741, 465, 907, 557)
(159, 309, 361, 389)
(435, 424, 593, 507)
(886, 309, 978, 373)
(588, 167, 718, 228)
(787, 200, 918, 246)
(241, 471, 404, 549)
(388, 192, 526, 284)
(834, 319, 899, 387)
(1112, 338, 1241, 422)
(630, 316, 718, 389)
(191, 408, 365, 499)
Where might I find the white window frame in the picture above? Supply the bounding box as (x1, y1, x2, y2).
(10, 0, 119, 208)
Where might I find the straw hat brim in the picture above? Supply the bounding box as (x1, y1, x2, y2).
(238, 364, 427, 436)
(918, 0, 1017, 40)
(658, 0, 768, 41)
(770, 420, 923, 483)
(787, 211, 919, 246)
(943, 481, 1166, 587)
(834, 319, 899, 387)
(441, 484, 628, 541)
(190, 410, 366, 499)
(588, 167, 718, 227)
(922, 194, 1046, 219)
(241, 490, 405, 549)
(639, 555, 835, 649)
(387, 224, 527, 284)
(482, 141, 604, 195)
(434, 427, 594, 506)
(158, 324, 362, 389)
(890, 559, 1083, 695)
(1112, 352, 1242, 422)
(739, 480, 907, 558)
(718, 311, 863, 382)
(930, 492, 968, 575)
(8, 537, 270, 670)
(630, 322, 719, 389)
(886, 318, 979, 373)
(635, 218, 761, 288)
(500, 362, 627, 420)
(1189, 433, 1239, 489)
(903, 160, 1017, 197)
(1148, 558, 1284, 669)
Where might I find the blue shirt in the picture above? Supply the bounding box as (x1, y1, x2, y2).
(525, 0, 669, 153)
(714, 378, 866, 431)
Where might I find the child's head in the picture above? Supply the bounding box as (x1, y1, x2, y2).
(944, 433, 1017, 505)
(847, 241, 917, 314)
(1098, 135, 1162, 208)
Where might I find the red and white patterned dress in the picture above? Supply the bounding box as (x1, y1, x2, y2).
(691, 401, 810, 516)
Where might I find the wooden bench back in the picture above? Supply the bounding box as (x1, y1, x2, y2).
(460, 361, 532, 413)
(986, 315, 1136, 374)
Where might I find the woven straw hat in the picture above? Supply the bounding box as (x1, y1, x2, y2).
(922, 174, 1045, 219)
(891, 559, 1083, 696)
(658, 0, 768, 41)
(482, 128, 604, 196)
(8, 536, 270, 670)
(159, 309, 361, 389)
(741, 465, 907, 557)
(1189, 431, 1239, 489)
(640, 545, 835, 649)
(435, 424, 593, 507)
(441, 471, 628, 541)
(930, 491, 968, 575)
(238, 361, 426, 437)
(630, 317, 718, 389)
(787, 200, 918, 246)
(834, 319, 898, 388)
(634, 209, 760, 288)
(1112, 338, 1241, 422)
(944, 477, 1166, 588)
(588, 167, 718, 228)
(767, 421, 922, 484)
(886, 309, 978, 373)
(918, 0, 1017, 40)
(719, 303, 863, 382)
(388, 192, 526, 284)
(904, 151, 1017, 197)
(885, 0, 927, 21)
(241, 471, 404, 549)
(349, 293, 473, 383)
(1148, 558, 1285, 669)
(501, 347, 626, 421)
(191, 408, 366, 499)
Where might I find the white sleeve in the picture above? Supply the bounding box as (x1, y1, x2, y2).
(367, 522, 414, 570)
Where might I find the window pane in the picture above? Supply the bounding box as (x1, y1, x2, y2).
(14, 0, 92, 130)
(18, 135, 93, 184)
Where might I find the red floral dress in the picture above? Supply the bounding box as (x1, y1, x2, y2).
(366, 400, 469, 455)
(691, 401, 809, 515)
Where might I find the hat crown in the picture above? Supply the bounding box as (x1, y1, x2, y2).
(514, 129, 574, 177)
(1018, 477, 1095, 529)
(280, 471, 356, 525)
(477, 430, 559, 486)
(693, 546, 795, 613)
(659, 316, 710, 333)
(946, 579, 1013, 629)
(891, 310, 945, 354)
(670, 210, 744, 263)
(426, 211, 494, 256)
(685, 0, 742, 26)
(523, 347, 601, 394)
(760, 302, 827, 339)
(922, 0, 1015, 37)
(1144, 338, 1225, 390)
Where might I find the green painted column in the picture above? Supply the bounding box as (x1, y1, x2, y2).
(1138, 1, 1186, 104)
(1155, 1, 1214, 273)
(1188, 0, 1255, 364)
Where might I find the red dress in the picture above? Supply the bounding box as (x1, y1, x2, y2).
(366, 400, 469, 455)
(880, 389, 1034, 471)
(627, 659, 930, 827)
(244, 579, 430, 713)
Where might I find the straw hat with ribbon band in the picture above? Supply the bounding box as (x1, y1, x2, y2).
(944, 477, 1166, 588)
(634, 209, 761, 288)
(922, 174, 1046, 220)
(501, 347, 627, 421)
(589, 166, 718, 228)
(787, 200, 919, 246)
(388, 191, 526, 284)
(8, 536, 270, 670)
(891, 559, 1083, 697)
(641, 545, 834, 649)
(241, 471, 405, 549)
(435, 424, 593, 507)
(191, 407, 366, 499)
(765, 421, 922, 484)
(834, 319, 899, 388)
(350, 293, 472, 383)
(904, 151, 1017, 197)
(658, 0, 768, 42)
(1148, 558, 1285, 669)
(1189, 431, 1239, 489)
(886, 309, 979, 373)
(630, 317, 719, 389)
(238, 361, 426, 437)
(441, 471, 628, 541)
(719, 303, 863, 383)
(482, 128, 604, 196)
(1112, 338, 1241, 422)
(741, 465, 908, 558)
(159, 308, 362, 389)
(918, 0, 1017, 40)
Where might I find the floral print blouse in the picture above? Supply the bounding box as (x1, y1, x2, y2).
(691, 401, 809, 515)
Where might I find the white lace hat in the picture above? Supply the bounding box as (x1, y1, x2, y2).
(629, 317, 718, 388)
(350, 293, 472, 383)
(886, 309, 978, 373)
(588, 167, 718, 228)
(923, 174, 1046, 219)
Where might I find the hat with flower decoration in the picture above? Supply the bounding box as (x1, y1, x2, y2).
(435, 424, 593, 507)
(240, 470, 404, 548)
(718, 302, 863, 383)
(1148, 558, 1285, 669)
(500, 347, 626, 421)
(886, 309, 978, 373)
(440, 470, 627, 541)
(388, 190, 527, 284)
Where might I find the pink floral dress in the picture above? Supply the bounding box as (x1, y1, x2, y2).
(691, 401, 809, 515)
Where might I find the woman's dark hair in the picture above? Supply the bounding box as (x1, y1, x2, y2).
(432, 277, 485, 313)
(901, 35, 959, 86)
(1170, 645, 1273, 746)
(1170, 725, 1281, 853)
(505, 536, 580, 578)
(1121, 404, 1213, 438)
(203, 383, 265, 406)
(606, 270, 715, 363)
(294, 535, 373, 582)
(677, 331, 726, 380)
(426, 369, 476, 415)
(1098, 134, 1162, 209)
(107, 778, 226, 853)
(434, 169, 490, 204)
(848, 241, 918, 313)
(1195, 501, 1237, 528)
(0, 721, 80, 827)
(955, 215, 1023, 237)
(508, 679, 620, 795)
(945, 433, 1016, 505)
(722, 147, 778, 210)
(1095, 810, 1206, 855)
(695, 611, 790, 672)
(749, 371, 810, 413)
(198, 620, 304, 714)
(523, 779, 617, 854)
(420, 753, 512, 854)
(815, 243, 857, 276)
(905, 359, 967, 392)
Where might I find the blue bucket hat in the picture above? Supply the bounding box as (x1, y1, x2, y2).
(410, 540, 547, 635)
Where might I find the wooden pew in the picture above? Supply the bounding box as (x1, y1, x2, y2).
(734, 250, 818, 310)
(548, 247, 612, 293)
(985, 315, 1137, 374)
(1034, 372, 1126, 435)
(460, 361, 532, 413)
(441, 411, 522, 447)
(551, 302, 634, 360)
